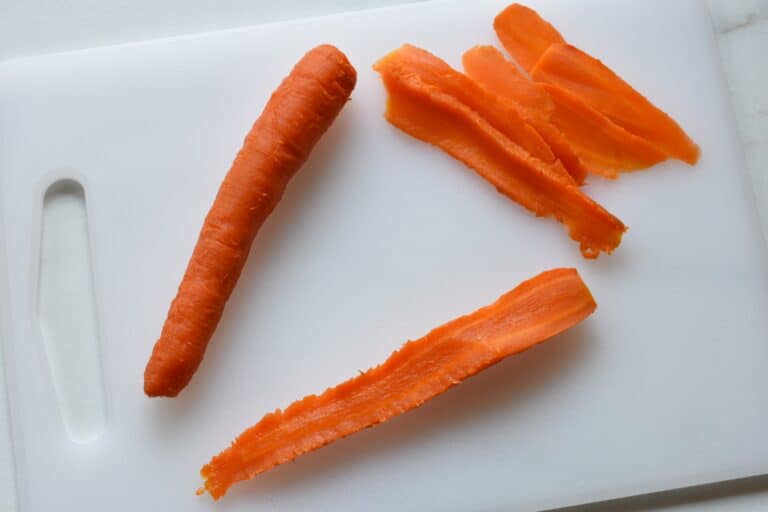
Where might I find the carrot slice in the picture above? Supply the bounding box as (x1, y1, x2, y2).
(531, 43, 700, 164)
(462, 45, 554, 117)
(540, 82, 667, 178)
(493, 3, 565, 72)
(375, 58, 626, 258)
(143, 45, 357, 397)
(463, 45, 587, 184)
(201, 268, 597, 499)
(381, 45, 573, 184)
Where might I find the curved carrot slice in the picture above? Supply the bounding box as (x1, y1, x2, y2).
(463, 45, 587, 184)
(376, 61, 625, 258)
(494, 3, 565, 72)
(531, 43, 700, 164)
(540, 82, 667, 178)
(144, 45, 357, 397)
(201, 268, 597, 499)
(462, 45, 554, 117)
(379, 45, 570, 183)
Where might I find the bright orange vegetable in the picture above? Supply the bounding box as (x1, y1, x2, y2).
(375, 52, 626, 258)
(531, 43, 700, 164)
(144, 45, 357, 397)
(540, 82, 667, 178)
(494, 3, 565, 72)
(384, 45, 573, 184)
(462, 45, 553, 117)
(201, 268, 597, 499)
(463, 45, 587, 184)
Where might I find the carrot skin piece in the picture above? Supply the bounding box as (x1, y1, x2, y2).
(494, 3, 565, 72)
(144, 45, 357, 397)
(201, 268, 597, 499)
(463, 45, 588, 184)
(531, 43, 700, 164)
(375, 59, 626, 258)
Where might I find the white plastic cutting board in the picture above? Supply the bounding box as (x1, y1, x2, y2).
(1, 0, 767, 510)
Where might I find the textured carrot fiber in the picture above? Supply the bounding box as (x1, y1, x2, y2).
(462, 44, 587, 184)
(201, 268, 597, 499)
(144, 45, 357, 397)
(384, 44, 573, 184)
(375, 48, 626, 258)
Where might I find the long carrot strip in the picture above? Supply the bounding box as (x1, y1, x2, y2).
(375, 57, 626, 258)
(462, 45, 554, 117)
(493, 3, 565, 72)
(463, 45, 587, 184)
(201, 268, 596, 499)
(144, 45, 357, 397)
(540, 83, 667, 178)
(531, 43, 700, 164)
(382, 45, 573, 184)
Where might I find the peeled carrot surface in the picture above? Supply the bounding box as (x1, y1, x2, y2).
(144, 45, 357, 397)
(531, 43, 700, 164)
(494, 3, 565, 72)
(382, 45, 570, 183)
(463, 45, 587, 184)
(541, 83, 667, 178)
(462, 45, 554, 117)
(376, 51, 626, 258)
(201, 268, 597, 499)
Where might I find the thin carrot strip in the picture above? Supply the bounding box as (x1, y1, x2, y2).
(463, 45, 587, 184)
(531, 43, 700, 164)
(375, 58, 626, 258)
(462, 44, 554, 117)
(201, 268, 597, 499)
(382, 45, 573, 184)
(493, 3, 565, 72)
(144, 45, 357, 397)
(540, 82, 667, 178)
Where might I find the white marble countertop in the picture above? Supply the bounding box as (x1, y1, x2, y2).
(0, 1, 766, 510)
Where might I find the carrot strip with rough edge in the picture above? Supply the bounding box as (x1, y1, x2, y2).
(541, 82, 667, 178)
(144, 45, 357, 397)
(375, 58, 626, 258)
(531, 43, 700, 164)
(382, 45, 573, 184)
(201, 268, 597, 500)
(463, 45, 587, 184)
(462, 45, 554, 117)
(494, 3, 565, 72)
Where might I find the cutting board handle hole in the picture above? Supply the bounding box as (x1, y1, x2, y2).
(37, 179, 106, 443)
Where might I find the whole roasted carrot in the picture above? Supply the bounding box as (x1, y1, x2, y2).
(201, 268, 596, 499)
(144, 45, 357, 397)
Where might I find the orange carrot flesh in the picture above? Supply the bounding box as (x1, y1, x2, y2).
(462, 45, 554, 117)
(493, 3, 565, 72)
(381, 45, 570, 182)
(201, 268, 597, 499)
(463, 45, 587, 184)
(540, 82, 667, 178)
(144, 45, 357, 397)
(375, 59, 626, 258)
(531, 43, 700, 164)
